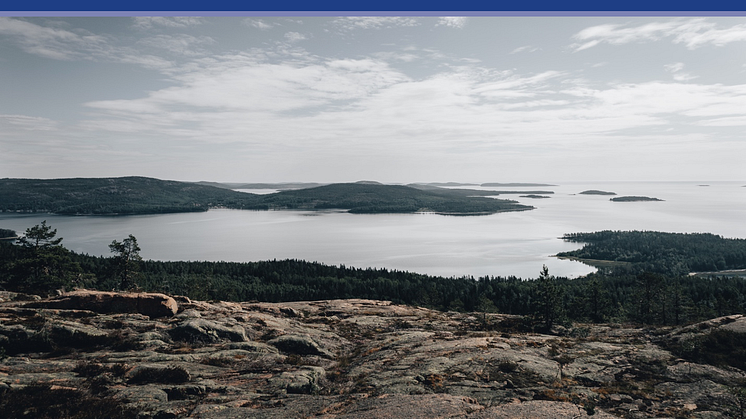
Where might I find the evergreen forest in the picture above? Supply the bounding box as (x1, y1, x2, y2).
(1, 223, 745, 329)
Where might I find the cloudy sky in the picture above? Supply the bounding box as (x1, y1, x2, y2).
(1, 16, 745, 183)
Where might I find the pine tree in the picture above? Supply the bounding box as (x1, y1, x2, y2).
(7, 221, 83, 295)
(109, 235, 142, 291)
(534, 265, 563, 330)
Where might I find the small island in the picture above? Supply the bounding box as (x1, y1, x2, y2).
(579, 190, 616, 196)
(610, 196, 664, 202)
(481, 182, 556, 187)
(519, 194, 551, 199)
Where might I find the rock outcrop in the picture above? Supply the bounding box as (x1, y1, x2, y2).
(0, 292, 744, 418)
(28, 290, 178, 318)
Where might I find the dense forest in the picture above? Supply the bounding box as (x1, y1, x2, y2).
(558, 231, 746, 276)
(0, 229, 16, 239)
(1, 223, 745, 328)
(0, 177, 532, 215)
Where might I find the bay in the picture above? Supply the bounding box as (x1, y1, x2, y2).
(1, 181, 744, 279)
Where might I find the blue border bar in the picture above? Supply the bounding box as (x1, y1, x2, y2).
(4, 11, 746, 16)
(2, 0, 745, 14)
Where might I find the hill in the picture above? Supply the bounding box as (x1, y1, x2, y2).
(0, 178, 532, 216)
(244, 183, 533, 214)
(0, 177, 258, 215)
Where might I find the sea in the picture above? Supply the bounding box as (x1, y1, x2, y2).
(1, 181, 744, 279)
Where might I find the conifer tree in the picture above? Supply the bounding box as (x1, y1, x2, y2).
(7, 221, 82, 295)
(534, 265, 563, 330)
(109, 235, 142, 291)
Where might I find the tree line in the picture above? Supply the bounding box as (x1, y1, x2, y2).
(1, 222, 745, 329)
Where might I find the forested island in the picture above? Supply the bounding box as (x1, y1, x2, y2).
(481, 182, 556, 187)
(610, 196, 663, 202)
(0, 177, 532, 216)
(579, 190, 616, 195)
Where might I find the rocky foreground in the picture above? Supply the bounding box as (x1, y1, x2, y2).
(0, 290, 745, 418)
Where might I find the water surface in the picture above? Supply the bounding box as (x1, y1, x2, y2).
(1, 181, 744, 279)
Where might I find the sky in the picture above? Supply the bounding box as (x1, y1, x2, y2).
(1, 16, 746, 183)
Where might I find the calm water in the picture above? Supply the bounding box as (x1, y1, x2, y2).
(1, 181, 744, 279)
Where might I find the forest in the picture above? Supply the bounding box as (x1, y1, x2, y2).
(1, 222, 745, 329)
(558, 230, 746, 276)
(0, 177, 531, 215)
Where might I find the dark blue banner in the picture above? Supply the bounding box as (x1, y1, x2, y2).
(2, 0, 744, 13)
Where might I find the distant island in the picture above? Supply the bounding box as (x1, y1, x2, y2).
(481, 182, 556, 187)
(519, 194, 551, 199)
(0, 177, 533, 216)
(610, 196, 664, 202)
(410, 182, 479, 187)
(579, 190, 616, 196)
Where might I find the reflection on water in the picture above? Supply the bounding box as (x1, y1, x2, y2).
(1, 181, 744, 279)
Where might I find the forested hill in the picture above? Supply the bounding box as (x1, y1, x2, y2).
(247, 183, 533, 215)
(0, 177, 258, 215)
(241, 182, 533, 214)
(0, 177, 532, 215)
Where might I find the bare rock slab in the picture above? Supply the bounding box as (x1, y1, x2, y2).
(28, 290, 178, 318)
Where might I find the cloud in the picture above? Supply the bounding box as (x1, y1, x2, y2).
(664, 62, 698, 82)
(0, 17, 173, 70)
(137, 34, 216, 57)
(0, 114, 59, 132)
(80, 43, 746, 159)
(331, 17, 420, 31)
(0, 17, 107, 60)
(284, 32, 307, 43)
(572, 18, 746, 51)
(510, 45, 540, 54)
(243, 18, 274, 30)
(132, 17, 204, 29)
(436, 17, 467, 29)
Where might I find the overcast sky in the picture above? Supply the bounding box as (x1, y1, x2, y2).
(1, 16, 745, 183)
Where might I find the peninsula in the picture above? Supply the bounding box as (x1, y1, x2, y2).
(0, 177, 532, 216)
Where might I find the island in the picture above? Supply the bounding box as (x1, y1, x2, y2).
(410, 182, 480, 187)
(519, 194, 551, 199)
(610, 196, 663, 202)
(579, 190, 616, 196)
(481, 182, 556, 187)
(0, 177, 533, 216)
